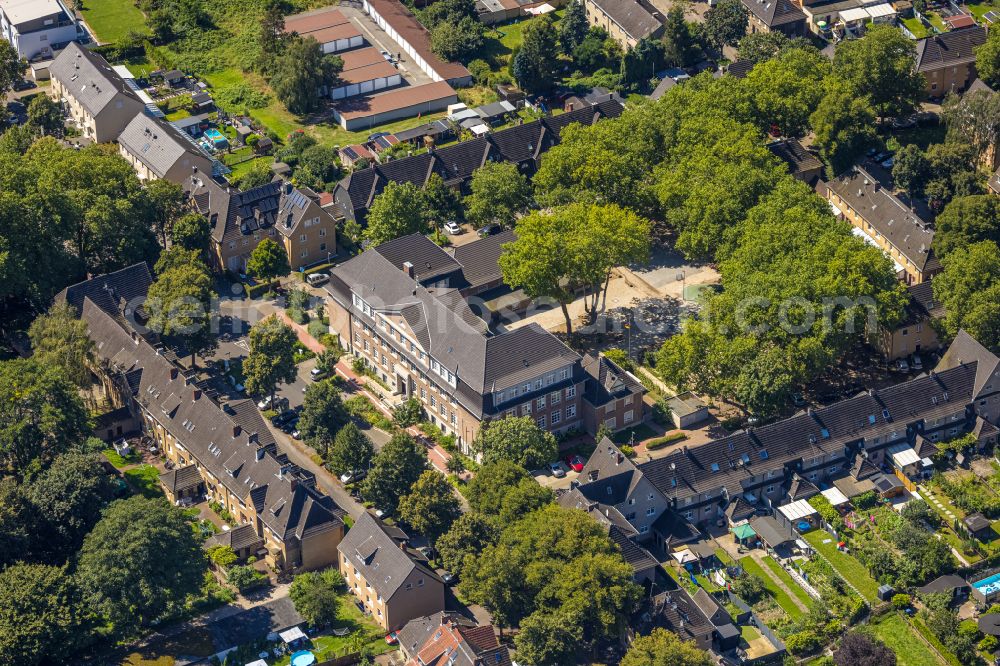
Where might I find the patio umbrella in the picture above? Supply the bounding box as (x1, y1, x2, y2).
(979, 614, 1000, 636)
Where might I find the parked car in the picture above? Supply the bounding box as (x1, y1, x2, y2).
(310, 367, 329, 381)
(291, 426, 301, 440)
(443, 221, 462, 235)
(478, 223, 502, 237)
(441, 571, 457, 585)
(895, 358, 910, 372)
(12, 78, 35, 91)
(229, 375, 244, 392)
(881, 157, 895, 169)
(549, 461, 567, 478)
(380, 50, 392, 62)
(306, 272, 329, 286)
(257, 395, 273, 410)
(281, 418, 298, 434)
(272, 409, 296, 426)
(385, 632, 398, 645)
(374, 507, 389, 519)
(340, 470, 366, 484)
(565, 454, 585, 472)
(912, 354, 923, 371)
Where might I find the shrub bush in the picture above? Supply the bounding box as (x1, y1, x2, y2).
(646, 432, 687, 450)
(307, 320, 327, 340)
(215, 82, 271, 109)
(891, 593, 911, 610)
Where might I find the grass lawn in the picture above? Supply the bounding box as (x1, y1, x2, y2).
(80, 0, 147, 44)
(102, 448, 141, 469)
(967, 2, 998, 21)
(759, 555, 812, 607)
(612, 423, 659, 445)
(802, 530, 880, 601)
(902, 17, 931, 37)
(739, 556, 804, 619)
(924, 11, 948, 31)
(715, 548, 735, 566)
(741, 625, 760, 641)
(272, 595, 395, 665)
(871, 613, 944, 666)
(125, 464, 164, 499)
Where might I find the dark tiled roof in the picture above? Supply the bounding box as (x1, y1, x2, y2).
(608, 524, 658, 573)
(739, 0, 806, 27)
(727, 60, 756, 78)
(916, 574, 969, 595)
(338, 512, 441, 600)
(750, 515, 794, 548)
(49, 43, 145, 117)
(374, 233, 462, 283)
(652, 588, 715, 642)
(398, 612, 475, 658)
(57, 263, 153, 320)
(451, 229, 516, 289)
(937, 330, 1000, 398)
(915, 27, 987, 72)
(205, 523, 265, 552)
(767, 138, 823, 176)
(581, 353, 645, 408)
(587, 0, 662, 40)
(159, 464, 203, 492)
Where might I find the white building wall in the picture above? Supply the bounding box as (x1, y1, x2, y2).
(361, 0, 443, 82)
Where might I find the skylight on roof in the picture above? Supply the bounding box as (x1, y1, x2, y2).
(740, 453, 750, 464)
(868, 414, 877, 425)
(760, 450, 769, 460)
(711, 463, 720, 472)
(821, 428, 830, 439)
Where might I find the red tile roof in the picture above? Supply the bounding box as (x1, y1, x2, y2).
(363, 0, 471, 81)
(335, 81, 456, 120)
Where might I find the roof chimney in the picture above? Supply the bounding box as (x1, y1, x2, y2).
(233, 424, 242, 438)
(192, 388, 202, 401)
(256, 447, 266, 461)
(402, 261, 415, 278)
(170, 367, 179, 380)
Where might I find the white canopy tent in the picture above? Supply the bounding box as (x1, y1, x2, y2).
(778, 499, 818, 522)
(279, 626, 306, 644)
(865, 3, 897, 19)
(821, 487, 850, 507)
(839, 6, 870, 22)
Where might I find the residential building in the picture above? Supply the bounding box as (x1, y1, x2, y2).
(739, 0, 806, 36)
(915, 27, 987, 98)
(0, 0, 82, 60)
(875, 281, 943, 361)
(117, 113, 215, 188)
(333, 98, 624, 223)
(580, 353, 646, 434)
(572, 331, 1000, 553)
(58, 264, 345, 573)
(189, 177, 338, 273)
(397, 612, 511, 666)
(767, 138, 824, 185)
(283, 7, 364, 54)
(582, 0, 663, 49)
(49, 42, 146, 143)
(826, 164, 940, 285)
(324, 234, 589, 448)
(338, 512, 445, 630)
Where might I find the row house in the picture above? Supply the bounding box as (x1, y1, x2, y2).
(117, 112, 215, 189)
(58, 264, 345, 573)
(581, 0, 663, 49)
(569, 330, 1000, 554)
(875, 281, 943, 361)
(338, 512, 445, 631)
(332, 98, 624, 223)
(189, 176, 338, 274)
(397, 612, 511, 666)
(915, 27, 987, 99)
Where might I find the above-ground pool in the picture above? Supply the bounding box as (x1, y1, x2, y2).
(290, 650, 316, 666)
(974, 572, 1000, 597)
(204, 128, 228, 147)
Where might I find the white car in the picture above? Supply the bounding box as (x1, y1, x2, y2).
(257, 395, 273, 410)
(443, 221, 462, 235)
(306, 272, 329, 286)
(549, 461, 567, 478)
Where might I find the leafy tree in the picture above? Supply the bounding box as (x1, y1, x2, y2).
(515, 609, 581, 665)
(466, 162, 532, 228)
(736, 31, 810, 65)
(833, 632, 896, 666)
(833, 25, 924, 119)
(430, 17, 485, 62)
(0, 359, 90, 478)
(238, 159, 274, 189)
(325, 422, 374, 476)
(923, 141, 982, 209)
(932, 241, 1000, 350)
(472, 416, 557, 470)
(0, 563, 88, 666)
(299, 381, 350, 455)
(942, 89, 1000, 165)
(257, 0, 287, 74)
(704, 0, 748, 50)
(743, 47, 829, 138)
(145, 249, 216, 366)
(437, 513, 500, 577)
(892, 144, 930, 199)
(77, 496, 206, 629)
(976, 25, 1000, 88)
(622, 38, 666, 91)
(145, 178, 186, 247)
(421, 173, 463, 228)
(171, 212, 212, 252)
(511, 16, 559, 94)
(730, 571, 766, 603)
(28, 302, 95, 388)
(0, 123, 34, 153)
(246, 237, 290, 282)
(573, 27, 613, 71)
(26, 94, 63, 137)
(661, 6, 696, 68)
(559, 0, 589, 54)
(495, 477, 553, 523)
(0, 39, 25, 97)
(364, 181, 428, 246)
(270, 36, 343, 114)
(393, 397, 424, 428)
(243, 316, 298, 402)
(933, 195, 1000, 261)
(467, 460, 533, 513)
(620, 628, 715, 666)
(290, 569, 344, 627)
(24, 452, 116, 562)
(360, 432, 427, 513)
(0, 478, 33, 568)
(398, 470, 462, 543)
(207, 544, 238, 569)
(296, 144, 341, 189)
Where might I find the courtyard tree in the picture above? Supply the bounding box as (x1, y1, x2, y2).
(976, 25, 1000, 88)
(290, 568, 344, 628)
(465, 160, 532, 228)
(661, 5, 696, 68)
(471, 416, 557, 470)
(242, 316, 299, 403)
(145, 179, 186, 247)
(620, 628, 714, 666)
(364, 181, 428, 246)
(932, 240, 1000, 350)
(833, 25, 924, 118)
(76, 496, 206, 630)
(145, 249, 217, 367)
(360, 432, 427, 513)
(398, 470, 462, 543)
(892, 144, 931, 199)
(0, 40, 25, 98)
(932, 195, 1000, 261)
(0, 563, 88, 666)
(171, 212, 212, 252)
(511, 15, 559, 94)
(942, 89, 1000, 165)
(28, 302, 95, 388)
(270, 36, 343, 115)
(559, 0, 589, 54)
(298, 381, 350, 456)
(26, 94, 64, 137)
(437, 513, 500, 577)
(246, 237, 290, 283)
(703, 0, 748, 50)
(325, 422, 374, 476)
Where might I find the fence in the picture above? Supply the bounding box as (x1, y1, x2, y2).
(725, 591, 787, 653)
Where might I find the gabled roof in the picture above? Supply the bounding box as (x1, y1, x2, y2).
(338, 512, 441, 600)
(936, 330, 1000, 399)
(398, 612, 475, 658)
(204, 523, 265, 552)
(767, 138, 823, 177)
(915, 27, 987, 72)
(587, 0, 662, 41)
(581, 353, 645, 407)
(652, 588, 715, 641)
(118, 113, 212, 181)
(374, 233, 462, 283)
(451, 230, 516, 289)
(50, 42, 144, 117)
(57, 262, 153, 320)
(608, 524, 659, 573)
(159, 464, 203, 492)
(739, 0, 806, 27)
(401, 613, 509, 666)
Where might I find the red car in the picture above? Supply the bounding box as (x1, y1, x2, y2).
(385, 632, 398, 645)
(565, 454, 585, 472)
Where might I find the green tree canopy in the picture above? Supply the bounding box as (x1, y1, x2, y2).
(0, 39, 26, 98)
(511, 16, 559, 94)
(933, 195, 1000, 261)
(891, 144, 931, 198)
(0, 563, 88, 666)
(976, 25, 1000, 88)
(620, 628, 715, 666)
(743, 47, 830, 138)
(76, 496, 206, 630)
(471, 416, 558, 470)
(933, 241, 1000, 350)
(421, 173, 464, 228)
(437, 513, 500, 577)
(398, 470, 462, 543)
(0, 359, 91, 478)
(736, 31, 814, 65)
(28, 302, 95, 388)
(171, 212, 212, 252)
(703, 0, 748, 50)
(289, 568, 345, 627)
(833, 25, 924, 118)
(360, 432, 427, 513)
(243, 316, 298, 401)
(270, 36, 343, 114)
(26, 94, 64, 137)
(246, 237, 290, 282)
(559, 0, 589, 54)
(325, 421, 374, 476)
(661, 5, 696, 68)
(430, 16, 485, 62)
(364, 181, 428, 246)
(942, 89, 1000, 166)
(145, 248, 216, 366)
(298, 380, 350, 455)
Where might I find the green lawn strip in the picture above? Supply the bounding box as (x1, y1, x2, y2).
(272, 595, 394, 665)
(967, 2, 998, 21)
(102, 448, 141, 469)
(80, 0, 148, 44)
(802, 530, 880, 601)
(611, 422, 659, 444)
(901, 17, 930, 37)
(925, 11, 948, 31)
(911, 616, 962, 666)
(741, 625, 760, 641)
(759, 555, 812, 607)
(715, 548, 735, 566)
(870, 613, 944, 666)
(124, 464, 164, 499)
(739, 556, 804, 619)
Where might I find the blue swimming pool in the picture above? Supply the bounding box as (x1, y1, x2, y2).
(204, 128, 228, 146)
(290, 650, 316, 666)
(973, 572, 1000, 596)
